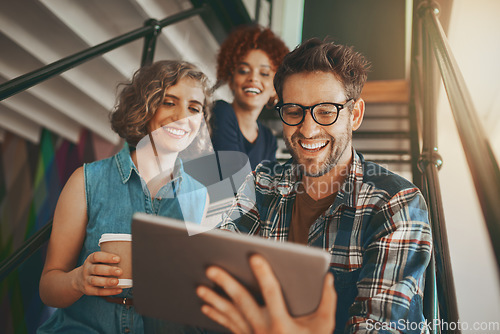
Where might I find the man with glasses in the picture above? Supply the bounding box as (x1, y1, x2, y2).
(197, 38, 432, 334)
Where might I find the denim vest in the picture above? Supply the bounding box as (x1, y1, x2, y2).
(38, 144, 207, 334)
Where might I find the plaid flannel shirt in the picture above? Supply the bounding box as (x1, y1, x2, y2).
(219, 151, 432, 334)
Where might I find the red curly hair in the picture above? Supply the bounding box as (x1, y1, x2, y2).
(215, 24, 289, 87)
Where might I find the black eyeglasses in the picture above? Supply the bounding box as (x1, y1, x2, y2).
(275, 99, 354, 126)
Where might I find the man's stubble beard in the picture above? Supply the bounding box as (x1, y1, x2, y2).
(284, 129, 352, 178)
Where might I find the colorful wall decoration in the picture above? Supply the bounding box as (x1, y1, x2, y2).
(0, 128, 121, 334)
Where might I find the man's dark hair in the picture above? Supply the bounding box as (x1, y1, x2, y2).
(273, 38, 370, 103)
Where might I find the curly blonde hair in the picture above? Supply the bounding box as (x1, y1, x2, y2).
(110, 60, 213, 147)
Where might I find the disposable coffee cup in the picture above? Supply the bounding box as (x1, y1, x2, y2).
(98, 233, 133, 288)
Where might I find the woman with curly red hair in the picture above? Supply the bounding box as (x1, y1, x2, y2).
(212, 24, 289, 170)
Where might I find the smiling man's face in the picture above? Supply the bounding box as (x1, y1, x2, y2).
(282, 71, 358, 177)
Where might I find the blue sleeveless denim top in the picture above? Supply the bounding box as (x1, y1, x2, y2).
(38, 144, 207, 334)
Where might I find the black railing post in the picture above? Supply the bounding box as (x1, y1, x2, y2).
(421, 10, 439, 159)
(420, 159, 461, 333)
(254, 0, 261, 23)
(141, 19, 162, 67)
(408, 2, 424, 190)
(267, 0, 273, 28)
(421, 0, 500, 274)
(424, 251, 440, 334)
(408, 75, 423, 189)
(417, 1, 461, 332)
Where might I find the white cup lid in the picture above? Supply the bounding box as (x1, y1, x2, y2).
(117, 279, 133, 288)
(98, 233, 132, 246)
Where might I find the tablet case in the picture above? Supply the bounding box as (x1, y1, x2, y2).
(131, 212, 331, 332)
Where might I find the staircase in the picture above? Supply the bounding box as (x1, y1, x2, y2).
(354, 102, 412, 180)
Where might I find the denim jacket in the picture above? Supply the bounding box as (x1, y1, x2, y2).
(38, 144, 207, 334)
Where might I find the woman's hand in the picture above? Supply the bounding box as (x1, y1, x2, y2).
(73, 251, 124, 296)
(197, 254, 336, 334)
(40, 163, 128, 308)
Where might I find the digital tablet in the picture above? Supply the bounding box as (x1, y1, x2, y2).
(131, 212, 331, 332)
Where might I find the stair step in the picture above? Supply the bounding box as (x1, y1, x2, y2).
(369, 158, 411, 164)
(353, 131, 410, 139)
(357, 149, 410, 155)
(362, 114, 409, 119)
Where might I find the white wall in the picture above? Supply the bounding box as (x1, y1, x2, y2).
(437, 0, 500, 331)
(271, 0, 304, 50)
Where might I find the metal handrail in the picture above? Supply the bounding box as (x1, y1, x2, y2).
(408, 56, 424, 190)
(411, 0, 500, 332)
(0, 221, 52, 282)
(420, 3, 500, 271)
(423, 251, 440, 334)
(410, 1, 460, 332)
(0, 4, 208, 101)
(421, 161, 460, 331)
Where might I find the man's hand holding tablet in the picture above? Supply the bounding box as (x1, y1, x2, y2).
(197, 254, 336, 334)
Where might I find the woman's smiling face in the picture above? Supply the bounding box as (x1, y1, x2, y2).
(147, 77, 205, 154)
(229, 49, 276, 111)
